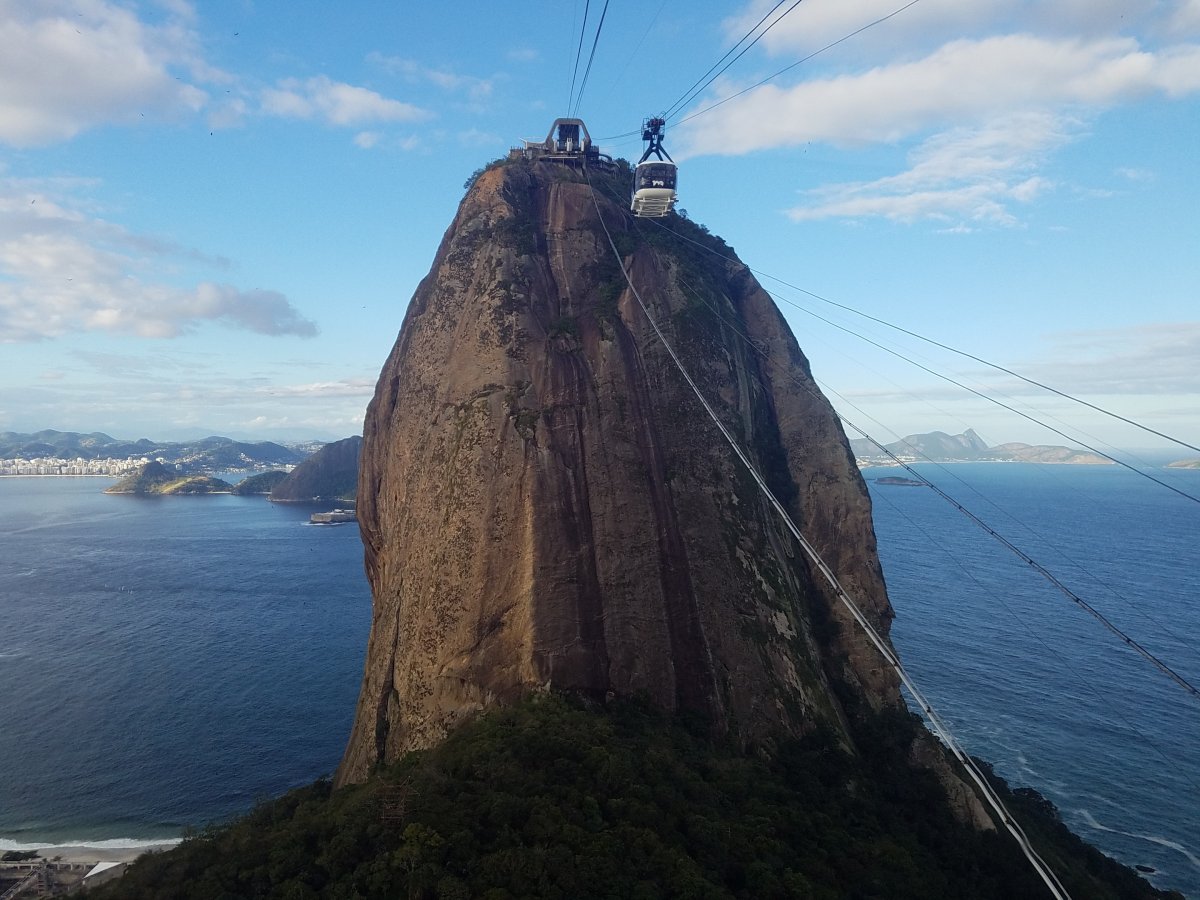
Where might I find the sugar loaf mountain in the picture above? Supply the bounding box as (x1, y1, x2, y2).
(96, 158, 1174, 898)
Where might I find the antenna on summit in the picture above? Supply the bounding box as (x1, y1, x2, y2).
(631, 117, 678, 218)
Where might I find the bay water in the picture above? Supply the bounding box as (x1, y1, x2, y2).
(868, 462, 1199, 898)
(0, 464, 1196, 895)
(0, 477, 370, 847)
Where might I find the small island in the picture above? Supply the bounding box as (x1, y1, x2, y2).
(874, 476, 926, 486)
(105, 461, 232, 495)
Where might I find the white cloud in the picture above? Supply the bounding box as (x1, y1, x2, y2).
(208, 97, 248, 130)
(151, 0, 197, 20)
(0, 177, 316, 341)
(1115, 166, 1154, 181)
(788, 113, 1067, 224)
(791, 183, 1015, 225)
(352, 131, 424, 151)
(458, 127, 503, 147)
(1165, 0, 1200, 37)
(681, 35, 1200, 156)
(0, 0, 211, 146)
(1023, 323, 1200, 395)
(0, 5, 426, 144)
(681, 15, 1200, 229)
(239, 412, 365, 436)
(261, 75, 430, 126)
(255, 378, 376, 399)
(366, 53, 494, 102)
(0, 4, 433, 144)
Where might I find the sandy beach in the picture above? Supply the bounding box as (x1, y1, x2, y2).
(1, 842, 178, 896)
(5, 840, 180, 865)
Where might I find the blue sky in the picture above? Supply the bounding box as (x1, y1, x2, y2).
(1, 0, 1197, 455)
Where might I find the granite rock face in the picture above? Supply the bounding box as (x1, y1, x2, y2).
(337, 162, 900, 785)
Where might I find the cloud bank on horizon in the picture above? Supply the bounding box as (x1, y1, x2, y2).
(678, 0, 1200, 227)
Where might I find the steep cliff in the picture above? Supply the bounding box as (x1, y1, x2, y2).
(339, 160, 899, 785)
(270, 435, 361, 502)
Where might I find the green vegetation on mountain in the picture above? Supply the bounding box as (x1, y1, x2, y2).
(92, 695, 1173, 900)
(270, 436, 361, 502)
(232, 470, 290, 495)
(105, 461, 232, 495)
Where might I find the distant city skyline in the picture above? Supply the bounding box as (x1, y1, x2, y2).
(2, 1, 1197, 452)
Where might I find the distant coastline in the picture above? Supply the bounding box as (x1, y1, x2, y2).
(0, 430, 305, 477)
(847, 427, 1193, 469)
(857, 458, 1128, 469)
(857, 458, 1192, 470)
(0, 473, 117, 478)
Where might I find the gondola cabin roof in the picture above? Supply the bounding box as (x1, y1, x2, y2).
(631, 159, 678, 218)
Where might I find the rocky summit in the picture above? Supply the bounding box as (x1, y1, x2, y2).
(338, 160, 900, 786)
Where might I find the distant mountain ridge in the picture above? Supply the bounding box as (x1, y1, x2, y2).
(851, 428, 1111, 465)
(0, 429, 304, 471)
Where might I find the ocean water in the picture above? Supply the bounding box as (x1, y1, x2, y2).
(867, 462, 1200, 898)
(0, 476, 370, 847)
(0, 466, 1197, 896)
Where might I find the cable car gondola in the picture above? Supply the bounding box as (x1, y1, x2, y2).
(631, 117, 677, 218)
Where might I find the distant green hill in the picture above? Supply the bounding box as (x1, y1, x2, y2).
(270, 436, 361, 502)
(90, 695, 1176, 900)
(106, 461, 232, 495)
(232, 470, 290, 495)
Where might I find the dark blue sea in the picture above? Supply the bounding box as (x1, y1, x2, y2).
(0, 465, 1197, 896)
(0, 477, 371, 852)
(867, 462, 1200, 898)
